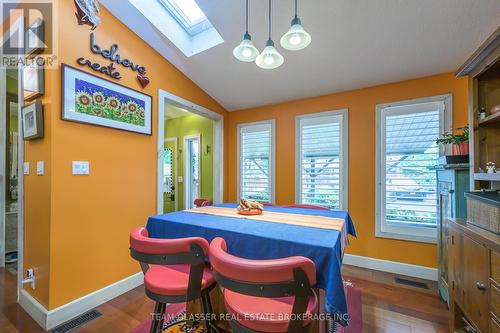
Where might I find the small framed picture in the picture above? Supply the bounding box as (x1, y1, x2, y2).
(23, 63, 44, 101)
(25, 18, 44, 57)
(22, 99, 44, 140)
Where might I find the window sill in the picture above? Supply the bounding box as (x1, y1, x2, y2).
(375, 229, 437, 244)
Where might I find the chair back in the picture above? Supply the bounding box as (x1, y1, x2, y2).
(209, 237, 316, 333)
(284, 204, 330, 210)
(130, 227, 209, 300)
(194, 198, 212, 207)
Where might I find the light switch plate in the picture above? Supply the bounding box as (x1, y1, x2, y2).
(72, 161, 90, 175)
(23, 162, 30, 175)
(36, 161, 44, 176)
(177, 176, 183, 183)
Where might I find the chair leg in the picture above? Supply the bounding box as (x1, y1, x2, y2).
(158, 302, 166, 330)
(202, 294, 220, 333)
(150, 302, 163, 333)
(199, 296, 210, 333)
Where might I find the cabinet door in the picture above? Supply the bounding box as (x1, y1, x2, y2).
(462, 234, 489, 333)
(448, 227, 462, 303)
(438, 182, 452, 294)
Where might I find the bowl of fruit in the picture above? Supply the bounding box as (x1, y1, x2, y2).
(237, 198, 264, 215)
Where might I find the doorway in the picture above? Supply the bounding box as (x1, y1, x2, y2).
(157, 89, 223, 214)
(1, 69, 20, 273)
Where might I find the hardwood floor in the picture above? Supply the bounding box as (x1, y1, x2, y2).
(0, 266, 449, 333)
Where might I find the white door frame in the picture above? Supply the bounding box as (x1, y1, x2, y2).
(164, 137, 178, 212)
(183, 134, 201, 210)
(157, 89, 224, 214)
(0, 65, 6, 269)
(16, 57, 24, 301)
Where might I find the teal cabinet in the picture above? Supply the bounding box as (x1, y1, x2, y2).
(436, 164, 469, 306)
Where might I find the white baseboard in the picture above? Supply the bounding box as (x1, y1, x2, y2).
(343, 254, 438, 281)
(19, 272, 144, 330)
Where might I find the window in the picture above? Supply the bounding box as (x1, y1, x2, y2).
(159, 0, 211, 36)
(376, 95, 451, 243)
(296, 110, 348, 210)
(238, 121, 275, 203)
(124, 0, 223, 57)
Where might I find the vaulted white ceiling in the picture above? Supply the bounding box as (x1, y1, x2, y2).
(102, 0, 500, 111)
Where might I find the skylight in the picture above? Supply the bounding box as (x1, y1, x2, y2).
(118, 0, 223, 57)
(159, 0, 211, 36)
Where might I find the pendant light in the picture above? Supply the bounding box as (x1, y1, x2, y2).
(233, 0, 260, 62)
(256, 0, 284, 69)
(280, 0, 311, 51)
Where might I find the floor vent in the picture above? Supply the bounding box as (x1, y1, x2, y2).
(51, 310, 102, 333)
(395, 277, 429, 289)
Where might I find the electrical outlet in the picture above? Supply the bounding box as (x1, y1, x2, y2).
(36, 161, 44, 176)
(24, 268, 35, 290)
(72, 161, 90, 175)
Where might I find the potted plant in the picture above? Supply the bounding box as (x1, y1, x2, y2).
(436, 126, 469, 155)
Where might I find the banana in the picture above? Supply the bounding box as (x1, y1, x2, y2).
(237, 198, 264, 211)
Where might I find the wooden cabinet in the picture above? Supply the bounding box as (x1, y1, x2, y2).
(448, 227, 463, 304)
(437, 165, 469, 304)
(448, 218, 500, 332)
(456, 26, 500, 190)
(462, 234, 489, 332)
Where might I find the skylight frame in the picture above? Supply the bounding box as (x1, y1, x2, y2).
(159, 0, 211, 36)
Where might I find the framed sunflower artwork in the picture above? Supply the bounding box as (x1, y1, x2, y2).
(62, 64, 152, 135)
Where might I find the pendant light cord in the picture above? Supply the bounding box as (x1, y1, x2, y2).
(268, 0, 271, 39)
(294, 0, 298, 18)
(245, 0, 249, 34)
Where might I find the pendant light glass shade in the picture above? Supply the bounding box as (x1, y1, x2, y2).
(280, 17, 311, 51)
(255, 39, 284, 69)
(233, 33, 260, 62)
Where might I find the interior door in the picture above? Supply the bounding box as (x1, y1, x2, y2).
(185, 136, 200, 209)
(163, 141, 176, 213)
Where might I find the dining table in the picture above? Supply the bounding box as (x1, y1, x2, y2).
(146, 203, 357, 329)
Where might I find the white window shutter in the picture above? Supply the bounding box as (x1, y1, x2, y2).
(297, 114, 344, 209)
(238, 122, 274, 202)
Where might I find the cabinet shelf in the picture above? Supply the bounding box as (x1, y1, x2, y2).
(478, 111, 500, 127)
(474, 173, 500, 181)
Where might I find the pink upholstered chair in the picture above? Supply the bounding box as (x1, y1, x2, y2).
(209, 237, 318, 333)
(283, 204, 330, 211)
(130, 227, 216, 333)
(194, 198, 212, 207)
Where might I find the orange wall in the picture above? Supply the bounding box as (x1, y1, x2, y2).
(225, 73, 468, 268)
(23, 0, 227, 309)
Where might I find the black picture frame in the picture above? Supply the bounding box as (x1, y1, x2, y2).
(22, 99, 44, 140)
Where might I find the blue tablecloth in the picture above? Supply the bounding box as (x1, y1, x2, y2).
(146, 203, 356, 325)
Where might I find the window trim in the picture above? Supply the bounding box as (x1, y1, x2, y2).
(237, 120, 276, 203)
(375, 94, 452, 244)
(295, 109, 349, 210)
